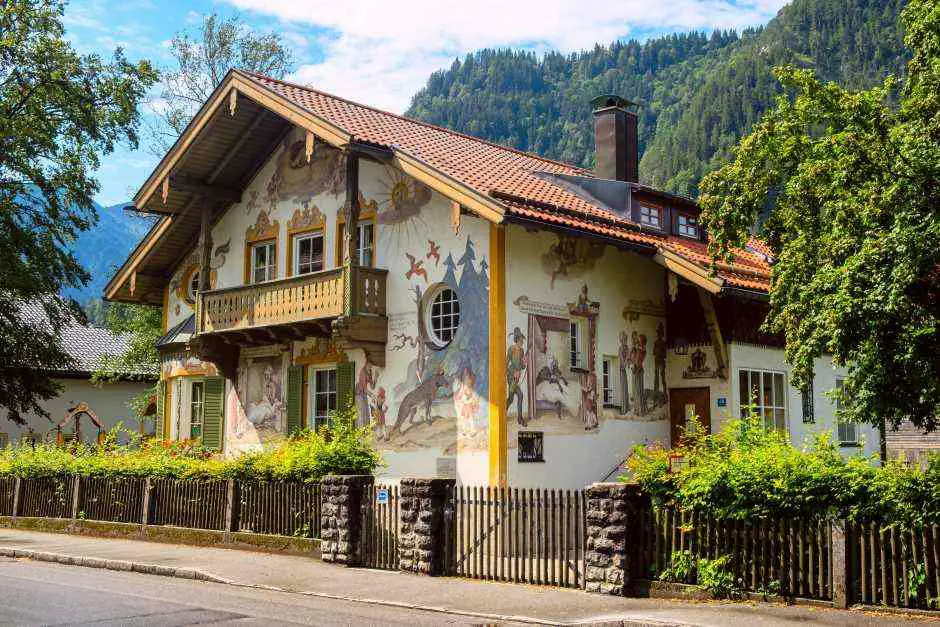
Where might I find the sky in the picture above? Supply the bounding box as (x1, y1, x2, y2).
(63, 0, 790, 206)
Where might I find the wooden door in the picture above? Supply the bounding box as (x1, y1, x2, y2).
(669, 387, 711, 447)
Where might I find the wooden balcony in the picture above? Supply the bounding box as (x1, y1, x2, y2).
(196, 267, 387, 335)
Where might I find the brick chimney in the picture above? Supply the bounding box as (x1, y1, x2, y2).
(592, 95, 638, 183)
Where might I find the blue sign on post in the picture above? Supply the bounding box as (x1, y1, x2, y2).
(376, 488, 389, 505)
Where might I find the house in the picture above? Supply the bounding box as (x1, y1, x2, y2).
(104, 74, 879, 487)
(0, 305, 157, 446)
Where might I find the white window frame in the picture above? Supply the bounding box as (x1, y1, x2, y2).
(426, 285, 460, 347)
(738, 368, 787, 430)
(189, 380, 205, 440)
(677, 213, 699, 238)
(569, 320, 584, 370)
(292, 231, 324, 276)
(309, 367, 338, 431)
(251, 241, 276, 284)
(601, 356, 617, 406)
(835, 379, 858, 445)
(639, 204, 663, 229)
(354, 222, 375, 267)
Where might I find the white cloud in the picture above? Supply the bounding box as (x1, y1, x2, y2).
(225, 0, 788, 112)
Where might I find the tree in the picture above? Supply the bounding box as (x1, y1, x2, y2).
(0, 0, 156, 425)
(147, 12, 293, 155)
(699, 0, 939, 439)
(93, 302, 162, 417)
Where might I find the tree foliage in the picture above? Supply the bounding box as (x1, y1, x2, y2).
(0, 0, 156, 425)
(699, 0, 939, 432)
(406, 0, 907, 196)
(147, 12, 292, 155)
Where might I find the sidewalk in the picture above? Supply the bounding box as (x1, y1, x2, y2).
(0, 528, 934, 626)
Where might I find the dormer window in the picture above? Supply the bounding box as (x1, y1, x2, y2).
(639, 204, 663, 229)
(677, 213, 699, 239)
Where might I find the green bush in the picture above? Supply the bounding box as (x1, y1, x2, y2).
(624, 413, 939, 528)
(0, 407, 381, 482)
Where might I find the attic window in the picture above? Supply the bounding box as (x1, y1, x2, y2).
(639, 204, 662, 229)
(677, 214, 699, 239)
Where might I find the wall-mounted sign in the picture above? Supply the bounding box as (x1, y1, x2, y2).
(668, 453, 689, 474)
(376, 488, 389, 505)
(436, 457, 457, 479)
(518, 431, 544, 463)
(717, 397, 727, 408)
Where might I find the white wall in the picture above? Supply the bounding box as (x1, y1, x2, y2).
(728, 343, 880, 458)
(0, 378, 152, 445)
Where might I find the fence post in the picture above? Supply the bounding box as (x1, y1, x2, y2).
(139, 477, 152, 537)
(69, 475, 81, 529)
(831, 519, 852, 608)
(320, 475, 373, 566)
(398, 477, 456, 575)
(584, 482, 645, 595)
(11, 477, 22, 525)
(223, 479, 236, 542)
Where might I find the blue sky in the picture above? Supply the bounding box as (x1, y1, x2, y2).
(63, 0, 789, 206)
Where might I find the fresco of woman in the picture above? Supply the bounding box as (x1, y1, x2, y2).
(580, 371, 599, 429)
(506, 327, 527, 426)
(247, 364, 283, 431)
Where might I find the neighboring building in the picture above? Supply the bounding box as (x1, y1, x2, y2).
(104, 74, 877, 487)
(886, 420, 940, 466)
(0, 307, 157, 446)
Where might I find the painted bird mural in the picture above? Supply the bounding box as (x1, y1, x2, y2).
(427, 239, 441, 266)
(405, 253, 429, 282)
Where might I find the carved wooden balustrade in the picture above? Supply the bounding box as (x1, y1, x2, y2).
(197, 267, 387, 334)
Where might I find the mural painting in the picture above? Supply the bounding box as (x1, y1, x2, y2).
(611, 301, 669, 421)
(375, 167, 434, 251)
(265, 137, 345, 207)
(229, 348, 289, 451)
(541, 235, 604, 289)
(682, 346, 715, 379)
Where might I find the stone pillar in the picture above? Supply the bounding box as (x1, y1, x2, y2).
(831, 520, 852, 608)
(398, 478, 455, 575)
(584, 482, 646, 595)
(320, 475, 373, 566)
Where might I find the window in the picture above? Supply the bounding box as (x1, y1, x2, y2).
(518, 431, 544, 463)
(801, 381, 815, 423)
(293, 232, 324, 275)
(639, 204, 663, 228)
(187, 271, 200, 303)
(677, 213, 699, 238)
(338, 222, 375, 267)
(569, 320, 584, 369)
(251, 241, 276, 283)
(428, 287, 460, 346)
(312, 368, 338, 431)
(738, 369, 786, 430)
(189, 381, 204, 440)
(836, 379, 858, 444)
(602, 357, 617, 405)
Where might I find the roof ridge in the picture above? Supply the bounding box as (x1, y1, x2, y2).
(236, 69, 594, 176)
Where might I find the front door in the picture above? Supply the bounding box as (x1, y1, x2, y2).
(669, 387, 711, 447)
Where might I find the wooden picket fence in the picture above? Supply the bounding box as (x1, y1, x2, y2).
(148, 478, 229, 530)
(79, 476, 145, 524)
(361, 483, 399, 570)
(238, 481, 321, 537)
(0, 476, 16, 516)
(850, 521, 940, 609)
(18, 475, 74, 519)
(637, 507, 833, 600)
(452, 486, 586, 588)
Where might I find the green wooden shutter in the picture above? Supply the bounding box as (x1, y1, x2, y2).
(155, 380, 166, 440)
(287, 365, 304, 434)
(202, 376, 225, 451)
(337, 361, 356, 415)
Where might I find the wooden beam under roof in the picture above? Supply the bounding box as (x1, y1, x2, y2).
(168, 175, 242, 204)
(206, 106, 269, 184)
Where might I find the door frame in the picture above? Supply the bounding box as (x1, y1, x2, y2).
(668, 386, 711, 447)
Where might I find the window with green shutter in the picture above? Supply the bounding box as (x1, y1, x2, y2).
(155, 380, 166, 440)
(201, 376, 225, 451)
(337, 360, 355, 413)
(287, 365, 304, 434)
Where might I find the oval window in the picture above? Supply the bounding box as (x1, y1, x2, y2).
(427, 286, 460, 347)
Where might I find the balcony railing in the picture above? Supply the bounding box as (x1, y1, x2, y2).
(196, 267, 386, 334)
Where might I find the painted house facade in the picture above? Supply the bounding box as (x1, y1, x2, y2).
(105, 74, 877, 487)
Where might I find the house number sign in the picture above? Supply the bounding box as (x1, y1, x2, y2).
(376, 488, 389, 505)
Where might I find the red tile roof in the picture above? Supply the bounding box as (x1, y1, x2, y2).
(240, 71, 771, 291)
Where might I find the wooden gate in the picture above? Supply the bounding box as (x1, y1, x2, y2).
(452, 486, 585, 588)
(362, 483, 399, 570)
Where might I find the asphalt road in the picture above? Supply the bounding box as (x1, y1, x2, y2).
(0, 558, 519, 626)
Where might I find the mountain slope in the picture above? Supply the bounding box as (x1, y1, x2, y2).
(406, 0, 908, 196)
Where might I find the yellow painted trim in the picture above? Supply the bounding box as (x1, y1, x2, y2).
(653, 248, 724, 294)
(393, 150, 505, 224)
(163, 379, 173, 442)
(487, 223, 508, 486)
(334, 217, 376, 269)
(244, 237, 278, 285)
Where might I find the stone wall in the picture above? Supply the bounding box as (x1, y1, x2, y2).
(320, 474, 373, 566)
(584, 482, 645, 595)
(398, 477, 455, 575)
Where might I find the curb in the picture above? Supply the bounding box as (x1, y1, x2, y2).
(0, 545, 687, 626)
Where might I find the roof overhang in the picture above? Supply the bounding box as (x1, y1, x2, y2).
(654, 248, 725, 294)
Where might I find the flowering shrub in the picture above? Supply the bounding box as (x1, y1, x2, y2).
(624, 413, 939, 528)
(0, 407, 380, 482)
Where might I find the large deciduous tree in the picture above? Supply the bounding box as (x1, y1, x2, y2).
(146, 12, 292, 156)
(0, 0, 157, 424)
(699, 0, 939, 437)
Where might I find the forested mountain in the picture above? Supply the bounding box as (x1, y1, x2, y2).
(406, 0, 908, 196)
